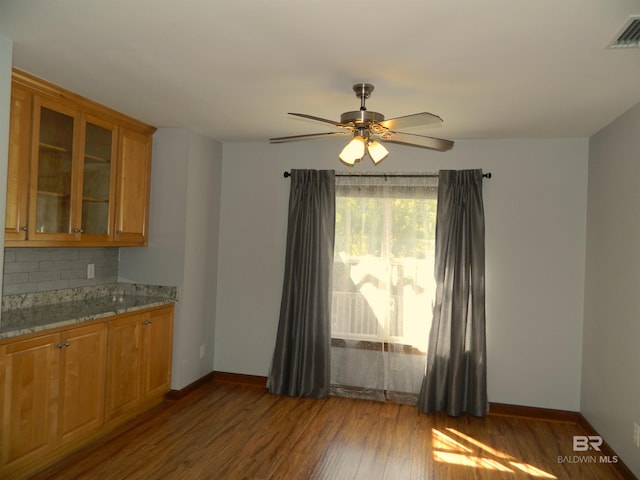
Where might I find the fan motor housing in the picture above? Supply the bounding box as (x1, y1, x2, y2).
(340, 110, 385, 125)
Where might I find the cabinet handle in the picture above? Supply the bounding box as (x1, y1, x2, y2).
(116, 230, 123, 235)
(72, 228, 84, 233)
(63, 341, 70, 348)
(20, 226, 28, 231)
(142, 319, 153, 326)
(56, 343, 64, 349)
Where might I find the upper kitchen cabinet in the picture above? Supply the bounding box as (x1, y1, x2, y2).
(5, 69, 156, 247)
(28, 96, 119, 243)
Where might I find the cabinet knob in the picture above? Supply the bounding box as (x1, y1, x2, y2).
(73, 228, 84, 233)
(142, 319, 153, 326)
(20, 226, 28, 231)
(56, 343, 64, 349)
(116, 230, 123, 235)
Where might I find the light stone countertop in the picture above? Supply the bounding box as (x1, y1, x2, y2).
(0, 283, 178, 340)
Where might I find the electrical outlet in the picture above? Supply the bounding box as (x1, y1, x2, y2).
(87, 263, 95, 279)
(633, 422, 640, 448)
(199, 344, 206, 359)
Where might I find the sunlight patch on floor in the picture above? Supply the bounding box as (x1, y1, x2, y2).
(446, 428, 516, 459)
(432, 428, 557, 479)
(432, 428, 473, 453)
(433, 451, 514, 472)
(509, 461, 557, 478)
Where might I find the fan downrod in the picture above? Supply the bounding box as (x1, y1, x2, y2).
(353, 83, 374, 100)
(342, 83, 383, 124)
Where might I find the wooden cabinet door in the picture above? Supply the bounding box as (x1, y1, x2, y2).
(0, 333, 59, 470)
(143, 306, 174, 399)
(114, 126, 151, 245)
(78, 114, 118, 242)
(58, 323, 107, 445)
(5, 83, 32, 241)
(105, 312, 144, 422)
(28, 96, 83, 242)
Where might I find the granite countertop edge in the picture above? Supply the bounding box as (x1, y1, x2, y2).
(0, 283, 178, 340)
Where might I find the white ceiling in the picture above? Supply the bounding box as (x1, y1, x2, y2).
(1, 0, 639, 144)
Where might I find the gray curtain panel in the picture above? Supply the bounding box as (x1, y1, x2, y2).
(417, 169, 488, 417)
(267, 169, 336, 398)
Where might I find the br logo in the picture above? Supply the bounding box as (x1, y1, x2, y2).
(573, 435, 603, 452)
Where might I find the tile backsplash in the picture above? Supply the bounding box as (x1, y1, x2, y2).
(2, 248, 119, 295)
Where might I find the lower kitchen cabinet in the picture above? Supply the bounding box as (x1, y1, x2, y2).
(0, 304, 174, 479)
(0, 331, 60, 472)
(143, 306, 174, 399)
(0, 322, 106, 476)
(58, 323, 108, 445)
(106, 305, 174, 423)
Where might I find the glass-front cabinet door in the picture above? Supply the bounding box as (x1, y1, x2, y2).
(29, 97, 79, 241)
(80, 116, 117, 241)
(28, 97, 116, 242)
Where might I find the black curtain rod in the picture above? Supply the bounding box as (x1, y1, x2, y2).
(283, 171, 492, 179)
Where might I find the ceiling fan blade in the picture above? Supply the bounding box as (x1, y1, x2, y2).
(378, 112, 443, 130)
(270, 131, 350, 143)
(288, 113, 347, 127)
(382, 131, 454, 152)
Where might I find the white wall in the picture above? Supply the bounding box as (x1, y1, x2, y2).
(119, 128, 222, 390)
(582, 102, 640, 476)
(0, 35, 13, 308)
(215, 137, 588, 410)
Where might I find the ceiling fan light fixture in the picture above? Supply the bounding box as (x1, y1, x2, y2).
(271, 82, 454, 160)
(367, 140, 389, 164)
(339, 135, 366, 165)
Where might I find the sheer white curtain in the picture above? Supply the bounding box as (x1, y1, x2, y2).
(330, 173, 438, 404)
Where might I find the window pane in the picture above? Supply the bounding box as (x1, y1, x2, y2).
(390, 198, 437, 258)
(332, 177, 437, 350)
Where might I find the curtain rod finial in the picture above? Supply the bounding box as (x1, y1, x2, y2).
(284, 171, 291, 178)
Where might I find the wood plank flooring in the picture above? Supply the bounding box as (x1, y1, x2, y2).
(28, 381, 625, 480)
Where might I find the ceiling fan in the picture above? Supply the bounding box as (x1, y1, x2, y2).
(269, 83, 454, 165)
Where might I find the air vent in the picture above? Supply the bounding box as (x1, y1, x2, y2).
(608, 16, 640, 48)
